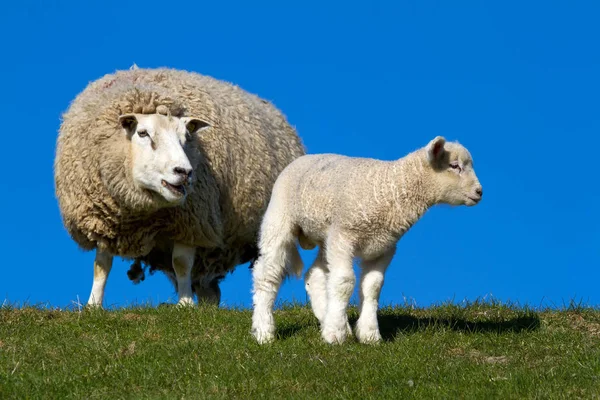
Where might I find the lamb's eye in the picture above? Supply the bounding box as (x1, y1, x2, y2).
(137, 130, 149, 138)
(450, 162, 461, 171)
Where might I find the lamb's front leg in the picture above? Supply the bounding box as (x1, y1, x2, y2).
(86, 249, 113, 307)
(355, 247, 395, 344)
(172, 243, 196, 306)
(322, 232, 355, 344)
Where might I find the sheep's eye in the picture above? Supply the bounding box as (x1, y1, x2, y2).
(450, 162, 461, 171)
(137, 130, 149, 138)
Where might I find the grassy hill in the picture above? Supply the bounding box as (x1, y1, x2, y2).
(1, 301, 599, 399)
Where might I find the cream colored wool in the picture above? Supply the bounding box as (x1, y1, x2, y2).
(55, 67, 305, 305)
(251, 137, 482, 344)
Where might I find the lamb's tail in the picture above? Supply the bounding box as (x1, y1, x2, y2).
(286, 243, 304, 278)
(256, 187, 303, 281)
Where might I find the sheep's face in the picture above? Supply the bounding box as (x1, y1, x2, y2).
(426, 136, 483, 207)
(119, 113, 210, 206)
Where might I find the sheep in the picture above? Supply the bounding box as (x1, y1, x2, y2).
(54, 67, 305, 308)
(251, 136, 483, 344)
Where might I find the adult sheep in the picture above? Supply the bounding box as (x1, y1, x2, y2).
(55, 67, 305, 307)
(251, 136, 482, 344)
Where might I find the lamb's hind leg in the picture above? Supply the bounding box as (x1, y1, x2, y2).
(172, 243, 196, 306)
(355, 247, 395, 344)
(86, 249, 113, 307)
(321, 230, 355, 344)
(251, 216, 302, 344)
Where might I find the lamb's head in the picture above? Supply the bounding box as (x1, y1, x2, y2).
(425, 136, 483, 207)
(119, 113, 210, 206)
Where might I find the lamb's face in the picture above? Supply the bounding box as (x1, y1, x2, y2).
(426, 136, 483, 207)
(119, 113, 210, 206)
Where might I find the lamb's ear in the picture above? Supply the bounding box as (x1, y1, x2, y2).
(183, 117, 211, 135)
(119, 114, 138, 135)
(426, 136, 446, 164)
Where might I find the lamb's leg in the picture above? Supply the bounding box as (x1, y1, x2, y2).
(251, 242, 301, 343)
(251, 228, 300, 344)
(86, 249, 113, 307)
(172, 243, 196, 306)
(305, 248, 328, 325)
(321, 231, 355, 344)
(355, 248, 395, 344)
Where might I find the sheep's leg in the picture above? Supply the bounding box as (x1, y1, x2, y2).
(172, 243, 196, 306)
(86, 249, 113, 307)
(321, 231, 355, 344)
(194, 276, 221, 306)
(355, 248, 395, 344)
(305, 248, 328, 325)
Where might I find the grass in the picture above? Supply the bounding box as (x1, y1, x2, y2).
(0, 301, 599, 399)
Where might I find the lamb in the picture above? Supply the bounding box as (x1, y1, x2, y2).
(251, 136, 483, 344)
(54, 67, 305, 308)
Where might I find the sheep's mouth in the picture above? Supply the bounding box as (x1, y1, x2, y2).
(161, 180, 186, 197)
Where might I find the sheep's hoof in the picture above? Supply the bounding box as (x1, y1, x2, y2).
(251, 327, 275, 344)
(176, 297, 195, 307)
(322, 327, 348, 344)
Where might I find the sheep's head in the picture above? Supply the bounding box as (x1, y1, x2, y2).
(425, 136, 483, 207)
(118, 113, 210, 206)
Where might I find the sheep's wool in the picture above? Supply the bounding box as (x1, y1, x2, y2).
(55, 68, 305, 278)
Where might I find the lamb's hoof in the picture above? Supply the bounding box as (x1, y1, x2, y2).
(322, 327, 348, 344)
(355, 326, 382, 344)
(251, 326, 275, 344)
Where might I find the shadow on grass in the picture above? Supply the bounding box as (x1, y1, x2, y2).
(276, 323, 311, 340)
(374, 313, 542, 341)
(275, 312, 541, 342)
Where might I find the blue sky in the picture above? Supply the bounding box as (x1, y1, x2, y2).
(0, 1, 598, 309)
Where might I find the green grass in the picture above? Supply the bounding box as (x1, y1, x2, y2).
(1, 301, 599, 399)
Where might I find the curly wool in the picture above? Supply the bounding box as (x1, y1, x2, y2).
(55, 68, 305, 265)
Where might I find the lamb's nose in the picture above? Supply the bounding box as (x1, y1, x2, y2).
(475, 187, 483, 197)
(174, 167, 192, 179)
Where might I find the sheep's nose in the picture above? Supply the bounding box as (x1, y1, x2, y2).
(475, 187, 483, 197)
(174, 166, 192, 179)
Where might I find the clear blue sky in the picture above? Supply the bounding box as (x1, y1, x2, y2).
(1, 1, 598, 309)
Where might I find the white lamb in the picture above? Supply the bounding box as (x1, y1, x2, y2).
(251, 136, 483, 344)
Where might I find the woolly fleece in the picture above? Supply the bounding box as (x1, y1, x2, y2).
(55, 68, 305, 277)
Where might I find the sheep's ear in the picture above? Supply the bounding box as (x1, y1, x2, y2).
(426, 136, 446, 163)
(183, 117, 211, 135)
(119, 114, 138, 135)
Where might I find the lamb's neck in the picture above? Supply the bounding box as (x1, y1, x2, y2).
(386, 150, 436, 237)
